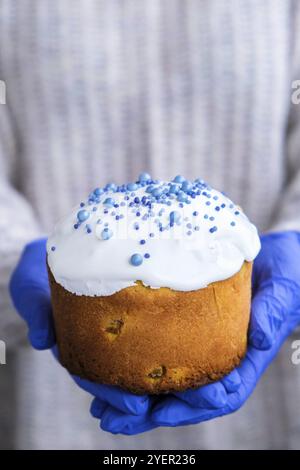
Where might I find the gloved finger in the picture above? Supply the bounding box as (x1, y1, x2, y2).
(100, 405, 158, 435)
(221, 369, 242, 393)
(250, 278, 296, 350)
(152, 396, 226, 427)
(174, 381, 227, 409)
(73, 375, 150, 416)
(9, 238, 55, 349)
(90, 397, 108, 419)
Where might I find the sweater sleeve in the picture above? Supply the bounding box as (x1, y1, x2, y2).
(270, 1, 300, 232)
(0, 103, 41, 348)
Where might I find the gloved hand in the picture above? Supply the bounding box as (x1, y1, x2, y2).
(90, 231, 300, 434)
(9, 238, 239, 432)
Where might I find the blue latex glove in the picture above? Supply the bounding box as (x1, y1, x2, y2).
(9, 238, 235, 427)
(90, 231, 300, 434)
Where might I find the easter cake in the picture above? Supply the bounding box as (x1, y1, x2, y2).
(47, 174, 260, 394)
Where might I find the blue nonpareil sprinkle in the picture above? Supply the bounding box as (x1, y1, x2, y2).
(231, 221, 236, 226)
(186, 223, 192, 229)
(93, 187, 103, 197)
(194, 226, 200, 231)
(149, 232, 155, 238)
(193, 211, 198, 216)
(215, 206, 220, 211)
(101, 228, 113, 240)
(86, 224, 92, 234)
(136, 211, 141, 216)
(140, 239, 146, 245)
(206, 201, 211, 206)
(169, 210, 181, 225)
(173, 175, 185, 184)
(92, 207, 97, 212)
(221, 203, 226, 208)
(204, 214, 208, 219)
(209, 216, 215, 221)
(80, 202, 85, 207)
(187, 230, 192, 236)
(209, 226, 218, 233)
(77, 209, 90, 222)
(144, 253, 150, 259)
(134, 197, 140, 204)
(235, 211, 240, 215)
(103, 197, 115, 207)
(74, 223, 79, 229)
(127, 183, 138, 191)
(130, 253, 143, 266)
(51, 246, 56, 251)
(213, 195, 218, 200)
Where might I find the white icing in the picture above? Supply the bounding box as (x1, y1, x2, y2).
(47, 180, 261, 296)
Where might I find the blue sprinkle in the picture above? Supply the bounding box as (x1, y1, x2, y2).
(80, 202, 85, 207)
(134, 197, 140, 204)
(181, 180, 192, 192)
(231, 221, 236, 226)
(104, 209, 108, 214)
(187, 230, 192, 236)
(138, 172, 151, 182)
(105, 183, 117, 192)
(194, 226, 200, 231)
(186, 223, 192, 229)
(204, 214, 209, 219)
(120, 202, 126, 207)
(206, 201, 211, 206)
(114, 203, 119, 208)
(92, 207, 97, 212)
(229, 203, 234, 209)
(215, 206, 220, 211)
(130, 253, 143, 266)
(77, 209, 90, 222)
(173, 175, 185, 184)
(140, 239, 146, 245)
(127, 183, 138, 191)
(235, 211, 240, 215)
(101, 228, 113, 240)
(169, 210, 181, 225)
(209, 216, 215, 221)
(51, 246, 56, 251)
(74, 223, 79, 229)
(144, 253, 150, 259)
(169, 183, 179, 194)
(115, 215, 120, 220)
(136, 211, 141, 216)
(134, 223, 140, 230)
(86, 224, 92, 234)
(221, 203, 226, 208)
(149, 232, 155, 238)
(104, 222, 109, 227)
(103, 197, 115, 207)
(209, 226, 218, 233)
(94, 188, 104, 196)
(193, 211, 198, 216)
(213, 195, 219, 200)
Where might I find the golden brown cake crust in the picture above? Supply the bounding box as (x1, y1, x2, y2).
(48, 262, 252, 394)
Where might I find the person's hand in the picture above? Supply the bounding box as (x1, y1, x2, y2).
(9, 239, 150, 417)
(91, 231, 300, 434)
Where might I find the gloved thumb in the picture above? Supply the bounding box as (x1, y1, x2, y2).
(249, 278, 296, 350)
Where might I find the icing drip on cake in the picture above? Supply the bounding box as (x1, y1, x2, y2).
(47, 174, 261, 296)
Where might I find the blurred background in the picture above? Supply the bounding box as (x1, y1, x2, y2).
(1, 0, 300, 449)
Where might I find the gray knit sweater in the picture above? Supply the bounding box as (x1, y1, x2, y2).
(1, 0, 300, 449)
